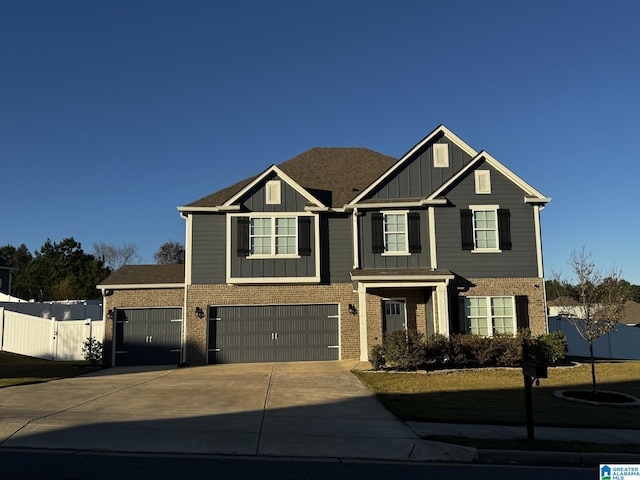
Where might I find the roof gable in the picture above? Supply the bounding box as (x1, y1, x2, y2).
(223, 165, 326, 209)
(181, 148, 396, 211)
(349, 125, 478, 205)
(429, 151, 550, 203)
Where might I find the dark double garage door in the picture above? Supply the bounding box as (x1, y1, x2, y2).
(208, 304, 339, 364)
(115, 308, 182, 366)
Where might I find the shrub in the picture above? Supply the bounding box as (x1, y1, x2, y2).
(424, 333, 449, 365)
(488, 334, 523, 367)
(535, 331, 568, 365)
(385, 330, 426, 370)
(82, 337, 103, 366)
(369, 344, 385, 370)
(449, 334, 492, 366)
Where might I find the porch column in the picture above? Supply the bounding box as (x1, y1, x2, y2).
(436, 284, 450, 337)
(358, 283, 368, 361)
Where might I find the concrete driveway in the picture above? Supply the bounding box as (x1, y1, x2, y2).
(0, 361, 475, 462)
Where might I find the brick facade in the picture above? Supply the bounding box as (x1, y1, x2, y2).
(103, 288, 184, 366)
(101, 277, 546, 366)
(185, 283, 361, 365)
(454, 277, 547, 336)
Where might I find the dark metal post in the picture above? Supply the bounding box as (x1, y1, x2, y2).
(524, 374, 534, 440)
(522, 339, 535, 440)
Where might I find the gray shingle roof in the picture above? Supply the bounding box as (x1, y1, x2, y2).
(99, 264, 185, 286)
(184, 147, 397, 209)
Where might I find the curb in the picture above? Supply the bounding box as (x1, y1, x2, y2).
(477, 449, 640, 466)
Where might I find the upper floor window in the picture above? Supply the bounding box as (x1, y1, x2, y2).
(383, 212, 408, 254)
(236, 215, 312, 258)
(250, 217, 297, 256)
(433, 143, 449, 168)
(265, 180, 282, 205)
(465, 296, 515, 336)
(371, 211, 421, 255)
(460, 206, 511, 252)
(472, 207, 498, 250)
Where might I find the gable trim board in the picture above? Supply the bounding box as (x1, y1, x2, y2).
(428, 151, 550, 204)
(349, 125, 478, 206)
(222, 165, 327, 209)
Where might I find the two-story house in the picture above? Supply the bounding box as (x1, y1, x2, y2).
(98, 125, 550, 366)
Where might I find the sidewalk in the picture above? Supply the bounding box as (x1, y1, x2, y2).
(407, 421, 640, 466)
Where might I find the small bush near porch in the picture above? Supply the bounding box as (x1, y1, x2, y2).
(369, 330, 568, 371)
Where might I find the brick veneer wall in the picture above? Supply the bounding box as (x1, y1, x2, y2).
(456, 277, 547, 336)
(103, 288, 185, 366)
(185, 283, 361, 365)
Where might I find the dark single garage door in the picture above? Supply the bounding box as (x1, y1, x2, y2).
(115, 308, 182, 366)
(208, 304, 339, 364)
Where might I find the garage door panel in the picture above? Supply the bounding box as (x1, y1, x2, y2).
(208, 304, 339, 364)
(115, 308, 182, 366)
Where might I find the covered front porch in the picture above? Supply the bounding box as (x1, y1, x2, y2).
(351, 268, 456, 362)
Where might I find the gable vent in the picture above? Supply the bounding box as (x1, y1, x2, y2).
(266, 180, 281, 205)
(433, 143, 449, 168)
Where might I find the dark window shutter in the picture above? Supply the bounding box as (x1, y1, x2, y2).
(460, 209, 474, 250)
(236, 217, 250, 257)
(371, 212, 384, 254)
(449, 293, 466, 334)
(498, 209, 512, 250)
(408, 211, 422, 253)
(515, 295, 529, 330)
(298, 216, 312, 256)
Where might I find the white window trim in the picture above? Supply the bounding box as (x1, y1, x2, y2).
(465, 296, 516, 337)
(433, 143, 449, 168)
(248, 214, 299, 259)
(265, 180, 282, 205)
(381, 210, 410, 256)
(474, 170, 491, 194)
(470, 205, 501, 253)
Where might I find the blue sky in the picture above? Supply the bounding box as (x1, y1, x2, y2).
(2, 1, 639, 283)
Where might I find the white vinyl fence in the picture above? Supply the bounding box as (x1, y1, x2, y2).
(548, 316, 640, 360)
(0, 308, 104, 361)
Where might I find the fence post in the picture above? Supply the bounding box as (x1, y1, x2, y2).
(51, 317, 57, 361)
(0, 307, 4, 351)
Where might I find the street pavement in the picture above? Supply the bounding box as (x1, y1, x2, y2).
(0, 361, 638, 466)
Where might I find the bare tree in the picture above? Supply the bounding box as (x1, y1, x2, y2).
(154, 240, 185, 264)
(553, 247, 630, 394)
(93, 242, 140, 271)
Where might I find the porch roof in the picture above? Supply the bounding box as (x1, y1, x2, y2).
(350, 268, 454, 283)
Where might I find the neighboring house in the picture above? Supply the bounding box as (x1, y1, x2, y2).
(0, 261, 13, 296)
(548, 297, 640, 327)
(98, 125, 551, 366)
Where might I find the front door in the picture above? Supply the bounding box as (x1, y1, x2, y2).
(383, 300, 406, 332)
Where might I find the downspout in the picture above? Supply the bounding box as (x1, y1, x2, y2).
(352, 208, 359, 269)
(181, 212, 191, 364)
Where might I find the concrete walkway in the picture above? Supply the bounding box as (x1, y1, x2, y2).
(0, 361, 475, 462)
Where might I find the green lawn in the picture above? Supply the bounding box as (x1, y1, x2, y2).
(0, 351, 99, 388)
(355, 361, 640, 429)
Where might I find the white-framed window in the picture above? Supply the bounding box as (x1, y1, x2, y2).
(474, 170, 491, 194)
(465, 296, 516, 336)
(383, 211, 408, 255)
(433, 143, 449, 168)
(249, 216, 297, 257)
(265, 180, 281, 205)
(471, 206, 499, 252)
